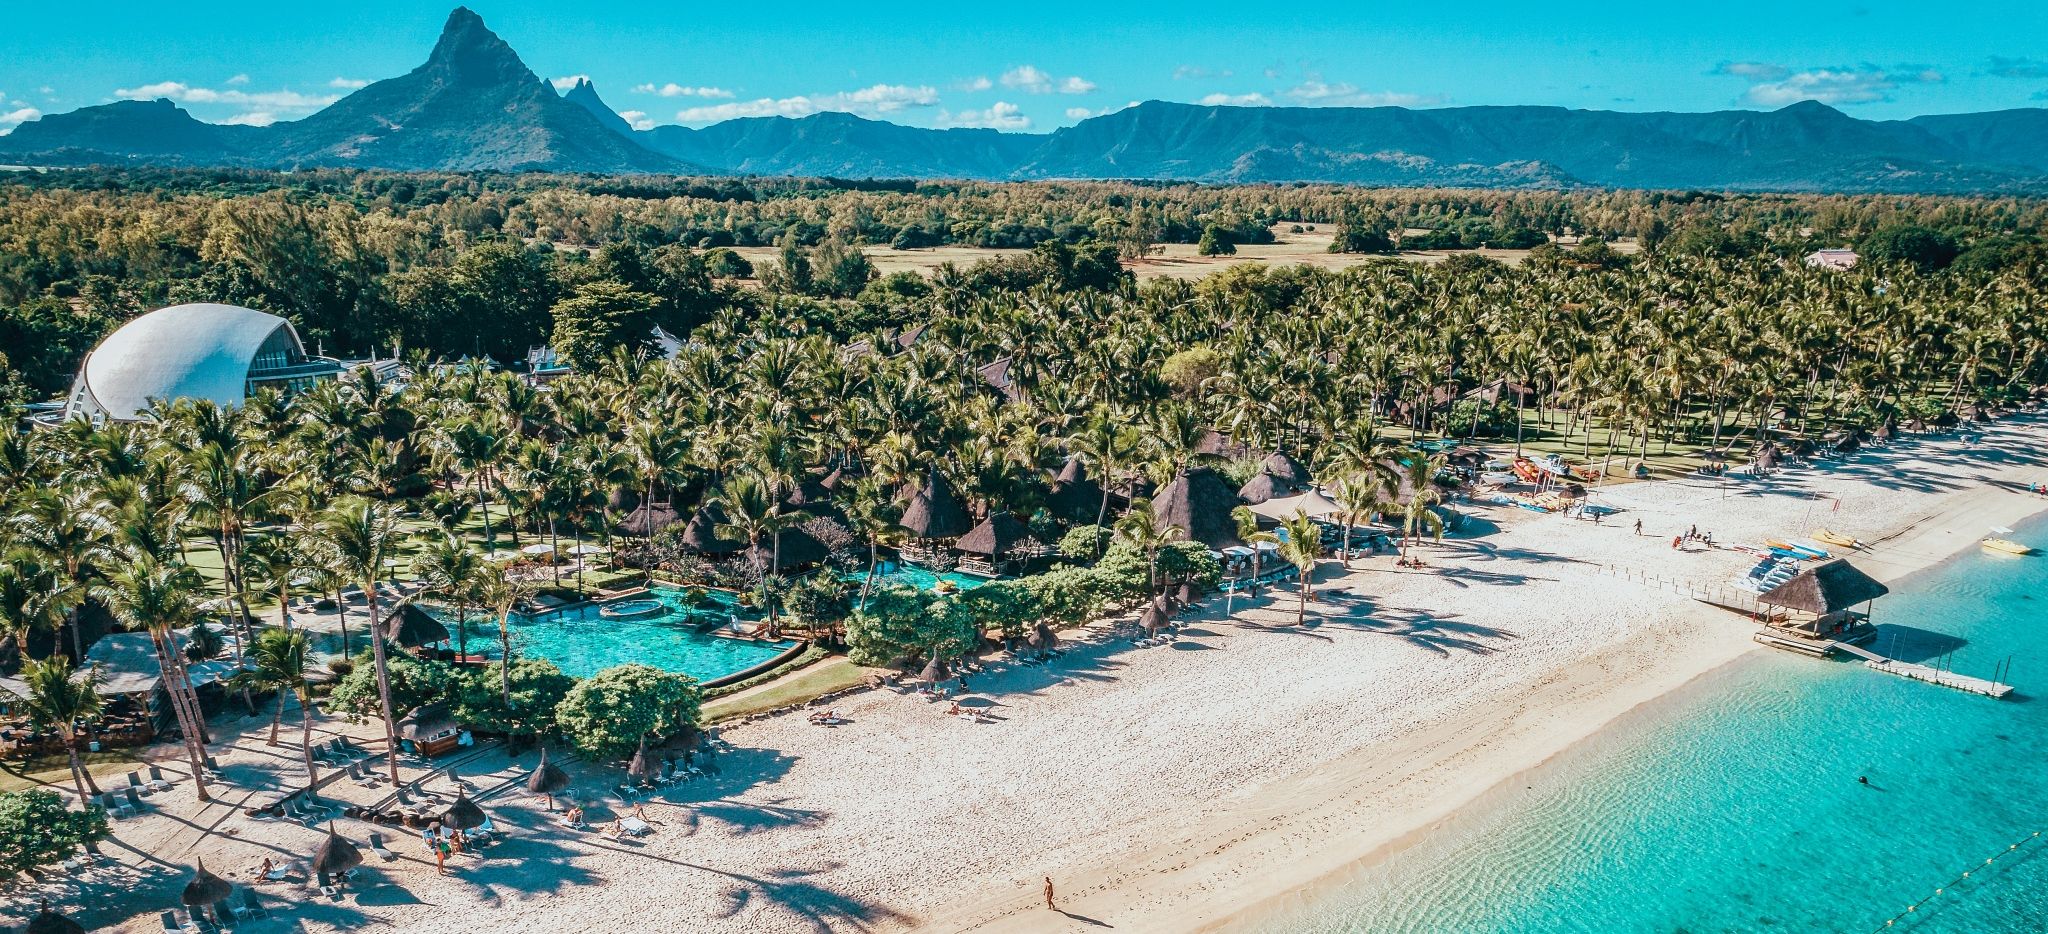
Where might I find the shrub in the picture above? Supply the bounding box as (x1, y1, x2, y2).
(0, 789, 105, 874)
(555, 664, 702, 760)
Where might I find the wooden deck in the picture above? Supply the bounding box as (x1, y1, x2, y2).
(1752, 630, 2015, 698)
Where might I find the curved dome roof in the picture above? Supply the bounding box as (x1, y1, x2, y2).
(73, 303, 299, 421)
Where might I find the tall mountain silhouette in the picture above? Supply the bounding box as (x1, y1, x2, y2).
(5, 7, 2047, 193)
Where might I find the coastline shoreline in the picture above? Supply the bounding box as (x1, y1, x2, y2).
(919, 418, 2048, 934)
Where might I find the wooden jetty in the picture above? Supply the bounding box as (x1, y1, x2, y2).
(1751, 630, 2015, 697)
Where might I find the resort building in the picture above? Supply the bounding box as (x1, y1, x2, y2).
(1803, 248, 1859, 271)
(62, 302, 344, 423)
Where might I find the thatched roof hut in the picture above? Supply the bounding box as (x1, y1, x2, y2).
(784, 477, 832, 511)
(956, 512, 1034, 557)
(1758, 559, 1889, 616)
(1048, 456, 1104, 520)
(397, 702, 460, 743)
(1260, 452, 1311, 487)
(819, 466, 848, 492)
(441, 793, 486, 831)
(1196, 429, 1252, 461)
(615, 501, 681, 538)
(1237, 471, 1303, 505)
(900, 468, 971, 540)
(1152, 466, 1244, 550)
(387, 603, 449, 649)
(526, 748, 569, 796)
(1462, 378, 1537, 407)
(745, 526, 828, 571)
(181, 860, 232, 908)
(312, 824, 363, 877)
(679, 503, 745, 555)
(25, 901, 85, 934)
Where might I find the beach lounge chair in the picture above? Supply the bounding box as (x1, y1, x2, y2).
(186, 908, 219, 933)
(234, 889, 267, 921)
(369, 832, 398, 861)
(160, 910, 185, 933)
(124, 788, 147, 812)
(127, 771, 152, 796)
(146, 765, 175, 792)
(100, 793, 135, 820)
(619, 816, 652, 836)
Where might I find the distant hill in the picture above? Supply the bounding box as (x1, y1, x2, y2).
(4, 6, 2048, 194)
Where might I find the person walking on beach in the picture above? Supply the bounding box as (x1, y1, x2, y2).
(1044, 876, 1056, 909)
(1634, 518, 1643, 536)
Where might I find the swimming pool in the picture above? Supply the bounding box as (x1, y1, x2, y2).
(436, 586, 795, 682)
(851, 560, 997, 593)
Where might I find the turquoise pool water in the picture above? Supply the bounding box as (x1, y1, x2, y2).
(440, 586, 793, 681)
(852, 560, 997, 592)
(1267, 517, 2048, 934)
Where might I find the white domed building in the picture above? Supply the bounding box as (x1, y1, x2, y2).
(64, 303, 343, 422)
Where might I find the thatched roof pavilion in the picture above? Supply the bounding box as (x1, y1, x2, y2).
(1196, 429, 1252, 461)
(1758, 559, 1888, 616)
(398, 702, 460, 743)
(1153, 466, 1244, 549)
(745, 526, 828, 571)
(900, 468, 971, 540)
(1260, 451, 1311, 487)
(956, 512, 1033, 556)
(615, 501, 681, 538)
(1048, 456, 1104, 521)
(1237, 471, 1303, 505)
(387, 603, 449, 649)
(679, 503, 745, 555)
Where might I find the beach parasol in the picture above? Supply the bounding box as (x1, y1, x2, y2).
(919, 657, 950, 684)
(1138, 601, 1169, 634)
(1700, 450, 1727, 464)
(25, 901, 85, 934)
(440, 792, 486, 831)
(1033, 622, 1059, 650)
(1176, 581, 1199, 607)
(181, 860, 232, 912)
(520, 542, 555, 557)
(387, 603, 450, 648)
(526, 747, 570, 807)
(311, 822, 363, 878)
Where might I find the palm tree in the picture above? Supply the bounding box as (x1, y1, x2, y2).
(1114, 501, 1184, 594)
(95, 556, 213, 802)
(1069, 410, 1144, 538)
(473, 565, 533, 708)
(1274, 512, 1325, 626)
(715, 473, 796, 629)
(178, 443, 269, 643)
(1230, 505, 1278, 603)
(233, 628, 318, 783)
(312, 496, 404, 786)
(842, 477, 904, 611)
(13, 655, 104, 804)
(1395, 453, 1449, 560)
(412, 534, 483, 658)
(239, 534, 301, 630)
(10, 488, 109, 660)
(0, 557, 81, 658)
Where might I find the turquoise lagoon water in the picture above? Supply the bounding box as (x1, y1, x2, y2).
(1269, 518, 2048, 934)
(441, 586, 792, 681)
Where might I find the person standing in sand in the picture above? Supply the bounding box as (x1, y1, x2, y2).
(1044, 876, 1055, 910)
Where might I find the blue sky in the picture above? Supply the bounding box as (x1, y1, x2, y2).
(4, 1, 2048, 134)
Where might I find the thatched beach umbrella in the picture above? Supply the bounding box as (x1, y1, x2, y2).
(626, 739, 656, 783)
(955, 512, 1032, 557)
(1138, 601, 1169, 634)
(900, 467, 971, 540)
(526, 747, 570, 808)
(1700, 450, 1727, 465)
(919, 656, 950, 684)
(441, 792, 486, 831)
(1906, 417, 1928, 433)
(312, 823, 363, 880)
(181, 860, 232, 915)
(1032, 622, 1059, 652)
(1873, 421, 1896, 443)
(25, 901, 85, 934)
(1176, 581, 1199, 608)
(679, 503, 745, 555)
(1152, 466, 1245, 550)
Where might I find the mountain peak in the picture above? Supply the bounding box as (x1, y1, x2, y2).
(422, 6, 535, 86)
(562, 77, 634, 137)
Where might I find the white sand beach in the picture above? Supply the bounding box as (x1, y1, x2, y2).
(53, 417, 2048, 934)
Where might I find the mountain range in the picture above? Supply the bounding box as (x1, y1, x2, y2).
(8, 7, 2048, 194)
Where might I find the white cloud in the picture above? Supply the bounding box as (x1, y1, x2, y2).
(223, 111, 276, 126)
(1065, 106, 1092, 119)
(224, 74, 249, 86)
(635, 82, 734, 99)
(939, 100, 1030, 130)
(1199, 92, 1271, 106)
(999, 66, 1094, 95)
(549, 75, 591, 92)
(329, 77, 370, 89)
(1283, 79, 1440, 107)
(1001, 65, 1052, 93)
(959, 76, 993, 92)
(616, 109, 656, 131)
(676, 83, 938, 123)
(1173, 65, 1231, 80)
(0, 107, 40, 135)
(114, 81, 340, 113)
(1731, 63, 1943, 106)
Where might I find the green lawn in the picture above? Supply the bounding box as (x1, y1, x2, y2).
(0, 749, 148, 795)
(702, 656, 875, 723)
